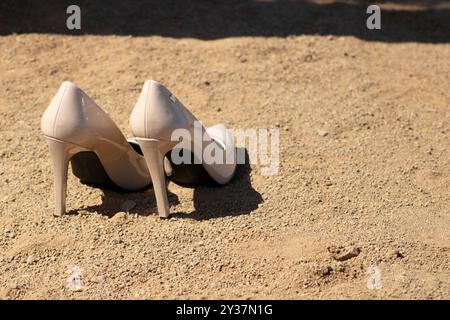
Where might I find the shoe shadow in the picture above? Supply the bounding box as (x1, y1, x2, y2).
(171, 148, 263, 220)
(67, 188, 180, 218)
(67, 148, 262, 219)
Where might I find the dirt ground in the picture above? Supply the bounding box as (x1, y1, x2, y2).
(0, 1, 449, 299)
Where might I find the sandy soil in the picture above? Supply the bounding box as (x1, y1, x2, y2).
(0, 1, 449, 299)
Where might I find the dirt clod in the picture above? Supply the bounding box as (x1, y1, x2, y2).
(329, 246, 361, 261)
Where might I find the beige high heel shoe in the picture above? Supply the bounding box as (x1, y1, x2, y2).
(130, 80, 237, 218)
(42, 81, 151, 216)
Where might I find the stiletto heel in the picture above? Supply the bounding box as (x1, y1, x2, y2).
(136, 139, 176, 218)
(46, 138, 80, 216)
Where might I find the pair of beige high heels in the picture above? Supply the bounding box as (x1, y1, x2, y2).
(41, 81, 236, 218)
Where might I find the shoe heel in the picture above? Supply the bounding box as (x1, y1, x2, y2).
(45, 138, 79, 216)
(136, 139, 176, 218)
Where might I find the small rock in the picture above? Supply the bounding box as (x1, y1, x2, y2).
(90, 275, 105, 284)
(204, 81, 210, 86)
(121, 200, 136, 212)
(426, 148, 433, 155)
(391, 249, 404, 259)
(4, 228, 15, 238)
(317, 129, 328, 137)
(320, 266, 333, 277)
(26, 255, 35, 265)
(304, 54, 314, 62)
(329, 246, 361, 261)
(336, 264, 347, 273)
(112, 212, 128, 221)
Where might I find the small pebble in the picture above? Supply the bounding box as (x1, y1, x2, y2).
(391, 250, 404, 259)
(90, 275, 105, 284)
(112, 212, 128, 221)
(320, 266, 333, 277)
(26, 255, 35, 265)
(304, 54, 313, 62)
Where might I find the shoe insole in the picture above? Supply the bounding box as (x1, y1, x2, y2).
(70, 151, 125, 191)
(70, 142, 217, 190)
(165, 148, 217, 187)
(70, 141, 151, 191)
